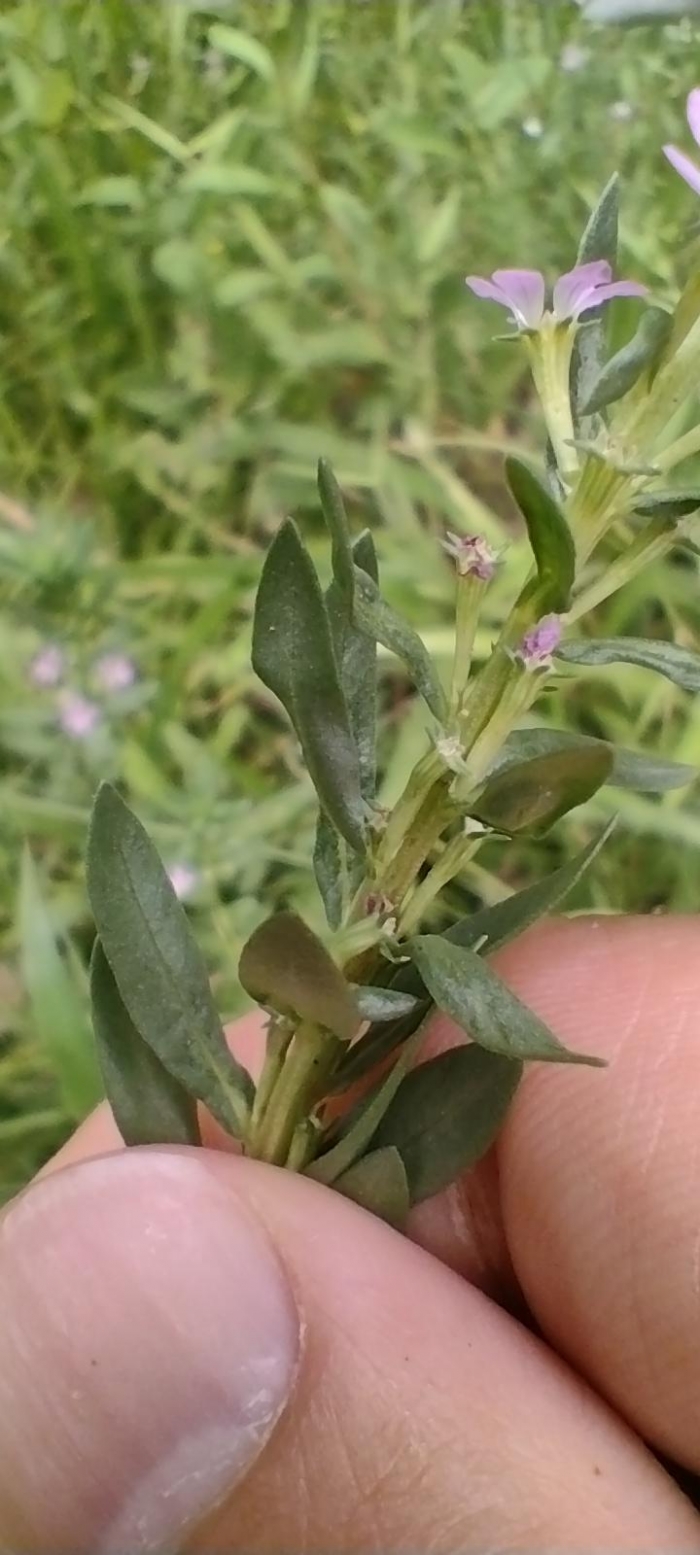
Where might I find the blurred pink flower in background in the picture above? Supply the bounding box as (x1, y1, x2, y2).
(30, 644, 65, 688)
(167, 863, 200, 901)
(57, 690, 101, 739)
(94, 652, 137, 693)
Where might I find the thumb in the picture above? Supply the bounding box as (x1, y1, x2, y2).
(0, 1148, 300, 1554)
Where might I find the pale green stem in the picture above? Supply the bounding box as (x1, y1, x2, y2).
(450, 574, 487, 713)
(398, 832, 483, 937)
(525, 323, 578, 482)
(654, 421, 700, 473)
(250, 1022, 341, 1166)
(567, 519, 674, 622)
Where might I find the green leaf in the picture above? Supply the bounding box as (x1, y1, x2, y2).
(326, 528, 379, 801)
(90, 941, 200, 1148)
(557, 636, 700, 693)
(471, 744, 614, 835)
(334, 1146, 410, 1228)
(353, 564, 447, 721)
(372, 1046, 522, 1204)
(238, 911, 360, 1040)
(252, 518, 366, 853)
(505, 457, 575, 612)
(313, 814, 344, 930)
(86, 784, 253, 1138)
(633, 490, 700, 522)
(19, 847, 102, 1120)
(409, 937, 605, 1066)
(333, 824, 616, 1092)
(208, 23, 276, 80)
(580, 308, 672, 415)
(353, 986, 420, 1022)
(494, 727, 695, 792)
(572, 173, 620, 422)
(318, 458, 355, 615)
(445, 822, 616, 953)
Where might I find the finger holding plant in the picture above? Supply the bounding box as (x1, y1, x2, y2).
(86, 103, 700, 1230)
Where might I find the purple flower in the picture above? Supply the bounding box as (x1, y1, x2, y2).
(30, 644, 65, 688)
(664, 88, 700, 196)
(517, 615, 562, 670)
(57, 690, 101, 739)
(94, 652, 137, 693)
(465, 262, 646, 332)
(442, 532, 498, 580)
(167, 863, 200, 901)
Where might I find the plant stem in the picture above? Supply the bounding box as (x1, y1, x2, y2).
(249, 1022, 341, 1166)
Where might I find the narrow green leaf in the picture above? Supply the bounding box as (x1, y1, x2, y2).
(634, 490, 700, 522)
(505, 457, 575, 612)
(580, 307, 672, 415)
(19, 847, 102, 1119)
(238, 911, 360, 1040)
(471, 744, 613, 835)
(208, 23, 276, 80)
(353, 564, 447, 721)
(326, 529, 379, 800)
(373, 1046, 521, 1204)
(494, 727, 695, 792)
(557, 636, 700, 692)
(90, 940, 200, 1147)
(335, 1146, 410, 1228)
(445, 823, 616, 952)
(318, 458, 355, 613)
(252, 518, 366, 853)
(409, 937, 605, 1066)
(307, 1021, 428, 1185)
(86, 784, 253, 1138)
(313, 814, 344, 930)
(572, 173, 620, 422)
(353, 986, 420, 1022)
(334, 825, 616, 1090)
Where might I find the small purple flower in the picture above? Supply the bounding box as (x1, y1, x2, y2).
(664, 87, 700, 196)
(442, 532, 498, 581)
(94, 652, 137, 693)
(167, 863, 200, 901)
(517, 615, 562, 670)
(30, 644, 65, 688)
(465, 261, 646, 332)
(57, 690, 101, 739)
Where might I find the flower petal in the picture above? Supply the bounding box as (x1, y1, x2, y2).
(663, 144, 700, 196)
(465, 276, 512, 310)
(491, 268, 545, 328)
(552, 261, 612, 320)
(574, 280, 647, 319)
(687, 88, 700, 150)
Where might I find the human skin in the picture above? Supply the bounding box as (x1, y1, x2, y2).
(1, 916, 700, 1553)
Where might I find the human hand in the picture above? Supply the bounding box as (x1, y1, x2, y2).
(1, 916, 699, 1553)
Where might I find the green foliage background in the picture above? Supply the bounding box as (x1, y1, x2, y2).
(2, 0, 700, 1194)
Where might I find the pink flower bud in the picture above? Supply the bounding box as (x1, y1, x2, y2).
(517, 615, 562, 670)
(442, 532, 498, 581)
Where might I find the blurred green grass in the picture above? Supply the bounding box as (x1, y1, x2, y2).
(1, 0, 700, 1195)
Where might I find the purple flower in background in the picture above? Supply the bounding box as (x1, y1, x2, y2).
(30, 644, 65, 688)
(57, 690, 101, 739)
(167, 863, 200, 901)
(465, 262, 646, 332)
(664, 88, 700, 196)
(442, 532, 498, 581)
(94, 652, 137, 693)
(517, 615, 562, 670)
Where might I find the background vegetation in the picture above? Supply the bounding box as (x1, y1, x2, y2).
(2, 0, 700, 1195)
